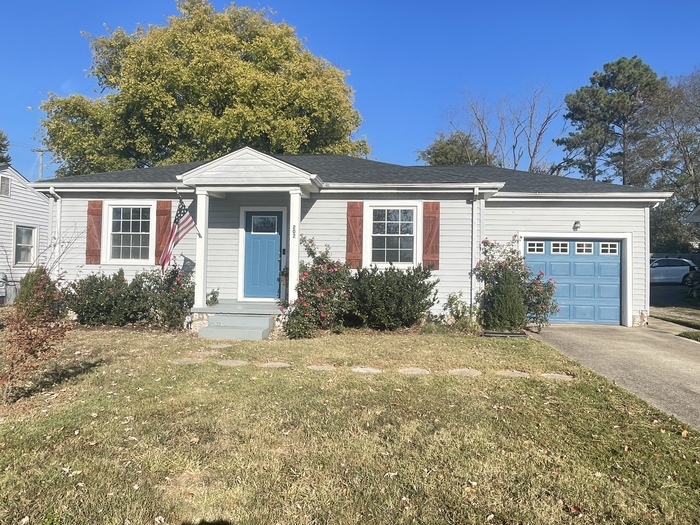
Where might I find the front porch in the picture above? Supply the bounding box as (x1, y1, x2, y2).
(192, 300, 282, 341)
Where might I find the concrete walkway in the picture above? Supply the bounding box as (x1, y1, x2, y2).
(534, 318, 700, 430)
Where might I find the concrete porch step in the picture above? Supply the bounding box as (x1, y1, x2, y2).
(197, 311, 277, 341)
(197, 324, 274, 341)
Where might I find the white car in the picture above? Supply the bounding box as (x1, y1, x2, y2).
(650, 258, 698, 285)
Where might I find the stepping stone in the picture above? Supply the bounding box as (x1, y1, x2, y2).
(448, 368, 482, 377)
(496, 370, 530, 378)
(170, 358, 204, 365)
(307, 364, 336, 371)
(191, 351, 220, 358)
(217, 359, 249, 367)
(351, 366, 383, 374)
(540, 373, 574, 381)
(258, 361, 292, 369)
(398, 367, 430, 375)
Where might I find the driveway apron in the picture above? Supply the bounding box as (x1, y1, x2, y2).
(534, 319, 700, 430)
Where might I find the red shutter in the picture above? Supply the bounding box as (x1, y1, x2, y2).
(85, 200, 103, 264)
(346, 201, 363, 268)
(155, 200, 172, 262)
(423, 202, 440, 270)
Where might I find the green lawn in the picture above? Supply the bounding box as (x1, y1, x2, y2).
(1, 326, 698, 524)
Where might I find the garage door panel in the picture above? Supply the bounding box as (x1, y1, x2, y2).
(599, 262, 620, 277)
(573, 262, 595, 277)
(573, 283, 595, 299)
(525, 239, 620, 325)
(599, 284, 620, 299)
(550, 262, 571, 276)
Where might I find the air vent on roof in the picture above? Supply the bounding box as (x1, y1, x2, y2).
(0, 175, 9, 197)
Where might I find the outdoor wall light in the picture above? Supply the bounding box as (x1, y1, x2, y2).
(573, 220, 581, 231)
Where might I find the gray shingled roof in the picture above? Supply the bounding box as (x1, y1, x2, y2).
(37, 154, 656, 194)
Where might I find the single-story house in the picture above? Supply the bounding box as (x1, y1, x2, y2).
(33, 147, 670, 338)
(0, 164, 50, 304)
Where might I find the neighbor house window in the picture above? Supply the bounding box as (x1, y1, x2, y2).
(0, 176, 9, 197)
(15, 225, 35, 265)
(365, 203, 421, 266)
(109, 206, 152, 260)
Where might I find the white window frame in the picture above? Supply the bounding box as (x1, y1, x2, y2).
(575, 242, 594, 254)
(551, 241, 569, 254)
(13, 224, 36, 266)
(600, 242, 619, 255)
(362, 200, 423, 268)
(526, 241, 545, 254)
(102, 200, 157, 265)
(0, 175, 10, 197)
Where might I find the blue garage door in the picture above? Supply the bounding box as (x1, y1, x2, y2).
(524, 239, 621, 324)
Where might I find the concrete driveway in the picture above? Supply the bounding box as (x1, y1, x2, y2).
(534, 319, 700, 430)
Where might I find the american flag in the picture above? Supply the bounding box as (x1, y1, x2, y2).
(159, 198, 196, 272)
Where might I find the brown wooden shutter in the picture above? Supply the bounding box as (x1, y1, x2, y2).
(423, 201, 440, 270)
(155, 200, 172, 262)
(85, 200, 103, 264)
(346, 201, 363, 268)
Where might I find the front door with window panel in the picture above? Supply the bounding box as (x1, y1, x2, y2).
(525, 239, 621, 324)
(244, 211, 283, 298)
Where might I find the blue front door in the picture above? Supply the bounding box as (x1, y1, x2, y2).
(244, 211, 283, 298)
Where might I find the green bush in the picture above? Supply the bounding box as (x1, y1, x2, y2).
(16, 267, 61, 320)
(480, 268, 527, 332)
(473, 237, 557, 332)
(63, 266, 194, 329)
(350, 264, 438, 331)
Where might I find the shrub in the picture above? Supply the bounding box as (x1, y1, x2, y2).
(62, 269, 132, 326)
(350, 264, 438, 330)
(473, 237, 557, 332)
(1, 267, 70, 403)
(63, 266, 194, 330)
(480, 268, 527, 332)
(282, 237, 353, 338)
(440, 291, 480, 334)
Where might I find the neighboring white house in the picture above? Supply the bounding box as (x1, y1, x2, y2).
(33, 147, 671, 337)
(0, 164, 50, 304)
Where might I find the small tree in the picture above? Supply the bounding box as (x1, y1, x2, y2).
(473, 237, 557, 332)
(1, 267, 70, 403)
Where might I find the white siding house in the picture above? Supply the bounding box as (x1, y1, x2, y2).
(0, 164, 50, 304)
(33, 147, 670, 337)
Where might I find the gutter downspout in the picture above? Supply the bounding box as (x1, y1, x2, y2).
(49, 187, 62, 276)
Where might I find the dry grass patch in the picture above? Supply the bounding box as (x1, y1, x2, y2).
(0, 326, 698, 524)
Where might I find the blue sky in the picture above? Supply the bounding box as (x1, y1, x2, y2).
(2, 0, 700, 181)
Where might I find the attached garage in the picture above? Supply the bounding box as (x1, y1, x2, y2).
(525, 239, 621, 324)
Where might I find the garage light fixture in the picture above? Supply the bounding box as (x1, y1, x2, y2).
(573, 220, 581, 231)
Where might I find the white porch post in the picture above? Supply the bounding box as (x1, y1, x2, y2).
(194, 190, 210, 308)
(288, 189, 302, 303)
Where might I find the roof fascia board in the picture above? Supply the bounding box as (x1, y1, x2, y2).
(490, 191, 672, 204)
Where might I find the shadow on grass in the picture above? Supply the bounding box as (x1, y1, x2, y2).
(10, 359, 106, 402)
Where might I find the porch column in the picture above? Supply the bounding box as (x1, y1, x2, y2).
(194, 190, 210, 308)
(288, 189, 302, 303)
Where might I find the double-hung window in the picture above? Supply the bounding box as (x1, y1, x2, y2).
(365, 202, 421, 267)
(107, 204, 154, 262)
(14, 225, 35, 265)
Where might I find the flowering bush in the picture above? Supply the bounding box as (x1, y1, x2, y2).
(472, 236, 557, 332)
(282, 237, 353, 338)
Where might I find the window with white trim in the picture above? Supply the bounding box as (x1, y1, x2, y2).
(14, 225, 35, 265)
(371, 208, 414, 263)
(551, 241, 569, 254)
(600, 242, 618, 255)
(109, 205, 152, 260)
(526, 241, 544, 254)
(0, 175, 9, 197)
(363, 202, 423, 267)
(575, 242, 593, 254)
